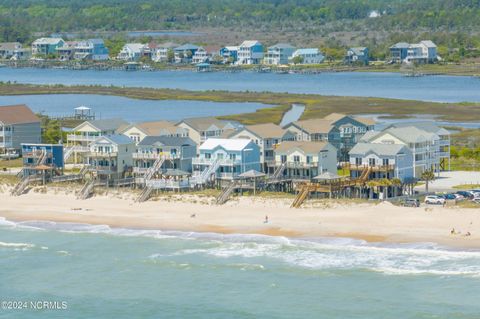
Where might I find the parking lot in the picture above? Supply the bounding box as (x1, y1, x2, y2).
(414, 171, 480, 192)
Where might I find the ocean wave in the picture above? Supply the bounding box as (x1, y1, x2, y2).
(2, 216, 480, 277)
(0, 241, 35, 250)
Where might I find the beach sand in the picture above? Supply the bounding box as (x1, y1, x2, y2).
(1, 188, 480, 248)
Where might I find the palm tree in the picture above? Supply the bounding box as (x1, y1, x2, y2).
(421, 169, 435, 193)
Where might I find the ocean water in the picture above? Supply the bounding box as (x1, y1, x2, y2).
(1, 68, 480, 102)
(1, 217, 480, 318)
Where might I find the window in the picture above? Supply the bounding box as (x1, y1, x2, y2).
(293, 155, 300, 162)
(281, 155, 287, 163)
(306, 156, 312, 164)
(217, 153, 224, 159)
(205, 153, 211, 159)
(355, 157, 362, 165)
(229, 154, 236, 160)
(382, 159, 389, 166)
(369, 158, 376, 166)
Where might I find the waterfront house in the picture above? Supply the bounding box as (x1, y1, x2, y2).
(264, 43, 296, 65)
(237, 41, 264, 65)
(385, 122, 450, 171)
(389, 42, 410, 63)
(360, 126, 440, 177)
(192, 45, 221, 64)
(73, 39, 109, 61)
(56, 41, 78, 61)
(283, 118, 339, 144)
(10, 47, 31, 61)
(176, 117, 241, 145)
(230, 123, 296, 173)
(345, 47, 369, 65)
(174, 44, 200, 63)
(406, 40, 437, 64)
(0, 42, 22, 59)
(152, 42, 179, 62)
(117, 43, 148, 61)
(220, 46, 238, 64)
(348, 143, 414, 182)
(120, 120, 189, 144)
(192, 138, 261, 180)
(289, 48, 324, 64)
(0, 104, 41, 152)
(133, 136, 197, 176)
(21, 143, 64, 174)
(86, 134, 134, 180)
(273, 141, 337, 180)
(32, 38, 65, 56)
(66, 119, 129, 162)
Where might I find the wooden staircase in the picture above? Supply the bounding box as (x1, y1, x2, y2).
(77, 179, 96, 200)
(216, 180, 239, 205)
(290, 183, 314, 208)
(10, 175, 42, 196)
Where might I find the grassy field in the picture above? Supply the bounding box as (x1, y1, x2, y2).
(1, 83, 480, 126)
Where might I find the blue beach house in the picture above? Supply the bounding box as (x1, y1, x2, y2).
(237, 41, 264, 65)
(192, 138, 261, 180)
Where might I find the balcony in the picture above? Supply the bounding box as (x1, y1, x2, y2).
(285, 161, 318, 169)
(91, 165, 118, 173)
(133, 167, 148, 174)
(192, 157, 242, 166)
(67, 134, 100, 143)
(132, 152, 180, 160)
(342, 163, 395, 172)
(87, 151, 118, 157)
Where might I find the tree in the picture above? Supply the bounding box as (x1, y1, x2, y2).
(291, 55, 304, 65)
(167, 49, 175, 63)
(42, 119, 64, 144)
(421, 169, 435, 193)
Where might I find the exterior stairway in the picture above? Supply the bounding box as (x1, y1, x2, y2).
(10, 175, 42, 196)
(192, 159, 221, 185)
(216, 180, 239, 205)
(135, 156, 165, 203)
(290, 183, 314, 208)
(77, 179, 96, 200)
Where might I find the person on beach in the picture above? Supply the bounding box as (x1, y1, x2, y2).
(451, 228, 455, 235)
(264, 215, 269, 223)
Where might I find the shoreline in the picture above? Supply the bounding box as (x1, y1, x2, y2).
(1, 190, 479, 250)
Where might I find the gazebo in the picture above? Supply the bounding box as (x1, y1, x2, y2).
(238, 169, 266, 195)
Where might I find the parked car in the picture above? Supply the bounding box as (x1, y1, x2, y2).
(442, 194, 457, 200)
(472, 198, 480, 204)
(401, 198, 420, 207)
(425, 195, 446, 205)
(456, 191, 473, 199)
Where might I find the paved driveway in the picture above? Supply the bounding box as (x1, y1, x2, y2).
(415, 171, 480, 192)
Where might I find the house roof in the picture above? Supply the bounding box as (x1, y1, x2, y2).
(124, 43, 146, 52)
(349, 142, 408, 156)
(33, 37, 63, 45)
(387, 122, 449, 136)
(240, 40, 262, 48)
(127, 120, 181, 136)
(372, 127, 438, 143)
(95, 134, 134, 145)
(243, 123, 286, 139)
(0, 42, 22, 51)
(420, 40, 437, 48)
(322, 113, 375, 126)
(275, 141, 329, 154)
(294, 48, 320, 55)
(288, 119, 334, 134)
(354, 116, 376, 126)
(75, 118, 128, 132)
(223, 46, 238, 51)
(349, 47, 367, 55)
(175, 43, 199, 51)
(138, 136, 196, 147)
(390, 42, 410, 49)
(360, 130, 382, 142)
(199, 138, 252, 151)
(178, 117, 235, 132)
(158, 42, 179, 49)
(0, 104, 40, 125)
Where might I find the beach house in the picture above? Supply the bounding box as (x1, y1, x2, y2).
(348, 143, 414, 182)
(0, 104, 41, 152)
(86, 134, 135, 180)
(220, 46, 238, 64)
(264, 43, 296, 65)
(345, 47, 369, 65)
(176, 117, 241, 145)
(117, 43, 148, 61)
(360, 126, 440, 177)
(289, 48, 324, 64)
(152, 42, 179, 62)
(31, 38, 65, 56)
(230, 123, 296, 173)
(389, 42, 410, 63)
(56, 41, 78, 61)
(237, 41, 264, 65)
(192, 138, 261, 181)
(174, 44, 200, 63)
(272, 141, 337, 180)
(21, 143, 64, 173)
(0, 42, 22, 59)
(406, 41, 437, 64)
(133, 136, 197, 176)
(73, 39, 109, 61)
(385, 122, 450, 171)
(120, 120, 189, 144)
(283, 118, 340, 144)
(66, 119, 128, 163)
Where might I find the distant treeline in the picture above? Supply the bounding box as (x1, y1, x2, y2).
(1, 0, 480, 61)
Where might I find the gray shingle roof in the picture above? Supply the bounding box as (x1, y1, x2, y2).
(88, 118, 129, 131)
(349, 143, 407, 156)
(100, 134, 135, 145)
(138, 136, 196, 147)
(387, 122, 450, 136)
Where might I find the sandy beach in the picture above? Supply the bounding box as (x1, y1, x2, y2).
(1, 187, 480, 249)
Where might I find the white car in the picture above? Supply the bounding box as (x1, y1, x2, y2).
(424, 195, 446, 205)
